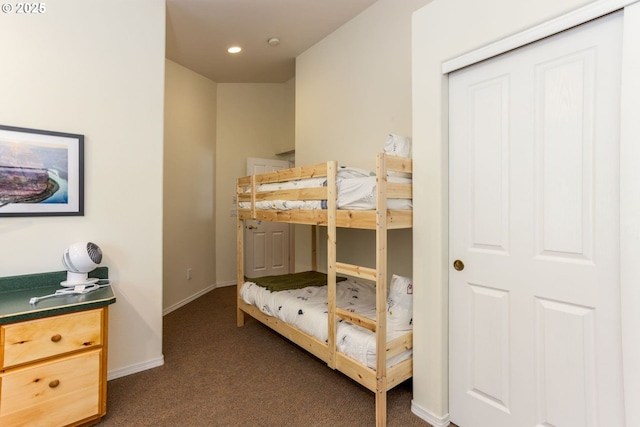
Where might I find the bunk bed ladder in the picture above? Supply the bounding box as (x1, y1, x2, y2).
(374, 152, 389, 427)
(326, 160, 338, 369)
(330, 154, 390, 427)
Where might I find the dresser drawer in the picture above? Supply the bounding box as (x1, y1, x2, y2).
(0, 348, 102, 427)
(1, 308, 103, 369)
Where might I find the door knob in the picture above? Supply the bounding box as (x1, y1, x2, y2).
(453, 259, 465, 271)
(246, 225, 257, 230)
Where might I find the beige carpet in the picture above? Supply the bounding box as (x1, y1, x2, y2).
(100, 285, 431, 427)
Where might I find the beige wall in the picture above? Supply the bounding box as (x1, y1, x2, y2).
(294, 0, 427, 281)
(313, 227, 413, 281)
(296, 0, 427, 170)
(412, 0, 596, 421)
(215, 82, 295, 285)
(282, 78, 296, 154)
(0, 0, 165, 377)
(164, 60, 217, 312)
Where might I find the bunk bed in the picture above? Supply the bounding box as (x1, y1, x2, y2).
(236, 152, 413, 427)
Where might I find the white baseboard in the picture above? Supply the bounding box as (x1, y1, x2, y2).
(215, 280, 236, 288)
(162, 281, 237, 316)
(107, 355, 165, 381)
(411, 400, 450, 427)
(162, 284, 217, 315)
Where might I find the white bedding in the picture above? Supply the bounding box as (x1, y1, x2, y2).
(239, 278, 413, 370)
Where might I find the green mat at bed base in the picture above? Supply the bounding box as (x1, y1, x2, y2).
(245, 271, 347, 292)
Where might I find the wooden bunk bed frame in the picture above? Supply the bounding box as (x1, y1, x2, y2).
(236, 153, 413, 427)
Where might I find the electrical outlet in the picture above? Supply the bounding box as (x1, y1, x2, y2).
(187, 268, 192, 280)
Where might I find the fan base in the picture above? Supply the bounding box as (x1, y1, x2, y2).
(60, 277, 100, 287)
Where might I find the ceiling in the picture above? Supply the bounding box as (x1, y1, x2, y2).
(165, 0, 377, 83)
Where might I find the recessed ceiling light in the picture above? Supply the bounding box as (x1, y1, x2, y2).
(227, 46, 242, 54)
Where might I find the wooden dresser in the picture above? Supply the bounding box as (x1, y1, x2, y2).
(0, 267, 115, 427)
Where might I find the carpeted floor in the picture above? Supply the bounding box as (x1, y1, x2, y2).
(99, 285, 431, 426)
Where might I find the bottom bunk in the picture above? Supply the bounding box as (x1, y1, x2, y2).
(236, 272, 414, 425)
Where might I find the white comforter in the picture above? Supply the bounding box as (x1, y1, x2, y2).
(239, 278, 412, 370)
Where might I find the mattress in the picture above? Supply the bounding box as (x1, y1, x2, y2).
(238, 166, 412, 211)
(239, 278, 412, 370)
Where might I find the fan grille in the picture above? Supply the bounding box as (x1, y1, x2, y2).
(87, 242, 103, 264)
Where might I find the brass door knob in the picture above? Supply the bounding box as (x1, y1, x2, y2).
(453, 260, 465, 271)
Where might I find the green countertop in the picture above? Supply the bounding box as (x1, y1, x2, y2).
(0, 267, 116, 324)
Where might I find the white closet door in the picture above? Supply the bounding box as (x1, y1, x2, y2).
(449, 11, 624, 427)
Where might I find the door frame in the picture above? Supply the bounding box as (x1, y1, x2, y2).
(246, 157, 295, 274)
(443, 1, 640, 425)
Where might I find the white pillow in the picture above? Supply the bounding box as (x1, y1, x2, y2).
(384, 134, 412, 158)
(387, 274, 413, 332)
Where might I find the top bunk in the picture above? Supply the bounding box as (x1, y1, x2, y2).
(236, 152, 412, 230)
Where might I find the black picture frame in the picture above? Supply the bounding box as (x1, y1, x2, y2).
(0, 124, 84, 217)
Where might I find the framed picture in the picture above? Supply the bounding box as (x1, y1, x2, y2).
(0, 124, 84, 217)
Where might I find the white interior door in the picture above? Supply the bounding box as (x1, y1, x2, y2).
(245, 157, 292, 278)
(449, 12, 624, 427)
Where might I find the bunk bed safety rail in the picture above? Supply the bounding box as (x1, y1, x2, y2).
(386, 332, 413, 360)
(384, 154, 412, 174)
(236, 161, 329, 195)
(335, 262, 376, 281)
(381, 154, 413, 202)
(254, 162, 328, 184)
(236, 161, 332, 218)
(335, 307, 377, 332)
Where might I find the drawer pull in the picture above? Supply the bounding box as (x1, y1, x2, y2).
(51, 334, 62, 343)
(49, 379, 60, 388)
